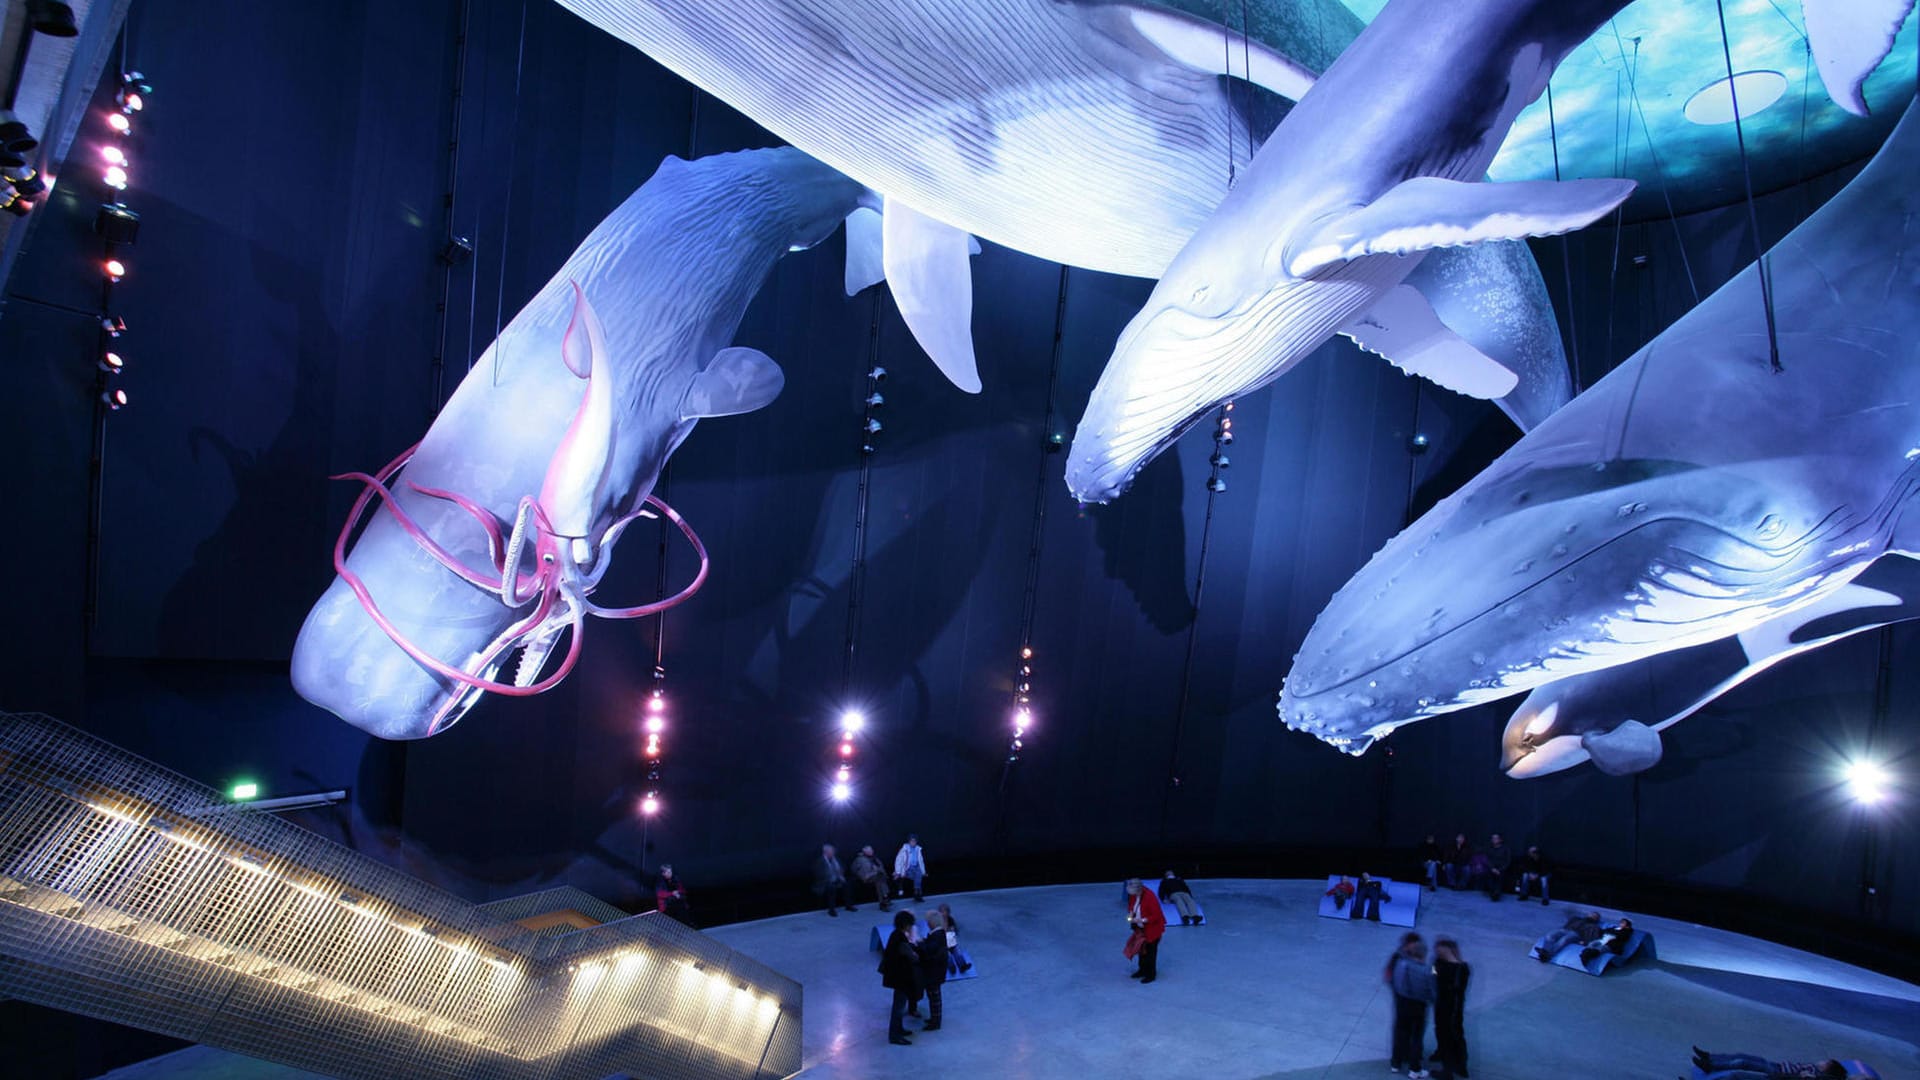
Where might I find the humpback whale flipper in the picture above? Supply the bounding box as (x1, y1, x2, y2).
(1803, 0, 1915, 116)
(1340, 284, 1518, 400)
(1286, 177, 1637, 279)
(883, 196, 982, 393)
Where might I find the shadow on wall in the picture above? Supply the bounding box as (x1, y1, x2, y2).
(1089, 450, 1195, 634)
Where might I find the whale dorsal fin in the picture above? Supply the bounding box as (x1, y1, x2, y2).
(1340, 285, 1518, 400)
(681, 347, 785, 420)
(1287, 177, 1636, 279)
(1120, 3, 1316, 101)
(882, 196, 983, 393)
(1802, 0, 1914, 116)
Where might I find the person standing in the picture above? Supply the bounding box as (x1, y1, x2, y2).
(893, 834, 928, 902)
(813, 844, 851, 916)
(1124, 878, 1166, 984)
(1159, 870, 1202, 925)
(1388, 935, 1435, 1077)
(654, 863, 690, 923)
(1430, 937, 1471, 1079)
(915, 910, 950, 1030)
(878, 910, 920, 1046)
(851, 844, 891, 911)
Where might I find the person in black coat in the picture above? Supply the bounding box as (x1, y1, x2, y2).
(1417, 834, 1443, 890)
(915, 910, 950, 1030)
(1516, 845, 1551, 904)
(1431, 937, 1471, 1079)
(878, 910, 919, 1045)
(1443, 834, 1473, 890)
(812, 844, 851, 916)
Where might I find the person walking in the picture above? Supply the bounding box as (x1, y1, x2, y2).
(1388, 935, 1435, 1077)
(851, 844, 891, 911)
(893, 834, 928, 902)
(1430, 937, 1471, 1078)
(915, 910, 950, 1031)
(1124, 878, 1166, 984)
(878, 910, 920, 1046)
(812, 844, 851, 916)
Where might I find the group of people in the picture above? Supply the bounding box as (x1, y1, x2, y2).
(876, 902, 973, 1046)
(811, 834, 930, 915)
(1532, 909, 1634, 966)
(1385, 931, 1471, 1078)
(1418, 833, 1550, 903)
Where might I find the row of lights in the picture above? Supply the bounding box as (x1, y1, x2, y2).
(94, 72, 149, 413)
(1007, 646, 1033, 762)
(858, 366, 886, 453)
(832, 709, 863, 802)
(1205, 402, 1234, 493)
(640, 670, 667, 817)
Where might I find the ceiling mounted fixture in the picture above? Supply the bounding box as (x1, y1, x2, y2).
(1684, 70, 1790, 126)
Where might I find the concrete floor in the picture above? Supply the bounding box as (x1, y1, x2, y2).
(98, 879, 1920, 1080)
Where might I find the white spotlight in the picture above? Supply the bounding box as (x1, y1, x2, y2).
(839, 709, 865, 734)
(830, 781, 851, 802)
(1844, 759, 1891, 805)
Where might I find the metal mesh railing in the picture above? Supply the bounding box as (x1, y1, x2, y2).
(0, 712, 801, 1080)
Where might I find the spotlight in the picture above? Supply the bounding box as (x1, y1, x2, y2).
(840, 709, 865, 734)
(120, 71, 154, 96)
(1046, 432, 1065, 453)
(104, 164, 128, 189)
(836, 765, 851, 782)
(1206, 477, 1227, 493)
(1020, 646, 1032, 659)
(838, 741, 853, 757)
(860, 442, 877, 455)
(106, 113, 132, 135)
(830, 781, 851, 802)
(439, 236, 474, 266)
(100, 146, 126, 166)
(98, 351, 123, 374)
(100, 315, 126, 336)
(104, 258, 125, 281)
(1210, 452, 1229, 468)
(864, 418, 882, 434)
(1844, 759, 1891, 805)
(1409, 433, 1430, 454)
(5, 167, 46, 197)
(1013, 708, 1030, 729)
(1220, 418, 1232, 430)
(116, 89, 144, 114)
(27, 0, 79, 37)
(100, 387, 127, 410)
(867, 366, 886, 382)
(644, 715, 664, 734)
(1219, 430, 1234, 445)
(1223, 401, 1234, 412)
(646, 695, 665, 713)
(94, 202, 140, 244)
(865, 392, 884, 407)
(640, 793, 660, 816)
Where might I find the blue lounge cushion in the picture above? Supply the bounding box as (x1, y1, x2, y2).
(1317, 875, 1418, 927)
(1691, 1064, 1878, 1080)
(1529, 928, 1655, 973)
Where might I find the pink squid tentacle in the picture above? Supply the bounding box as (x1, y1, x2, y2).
(581, 494, 711, 618)
(406, 480, 508, 571)
(335, 470, 509, 593)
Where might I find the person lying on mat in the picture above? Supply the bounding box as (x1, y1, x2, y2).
(1325, 875, 1355, 910)
(1351, 872, 1391, 922)
(1578, 917, 1632, 965)
(1532, 910, 1603, 960)
(1159, 871, 1202, 926)
(1691, 1047, 1850, 1079)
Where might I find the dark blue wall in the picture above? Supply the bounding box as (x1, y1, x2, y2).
(0, 0, 1910, 974)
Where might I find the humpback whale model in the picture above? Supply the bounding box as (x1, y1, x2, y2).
(293, 148, 862, 739)
(1279, 95, 1920, 760)
(554, 0, 1574, 432)
(1066, 0, 1642, 501)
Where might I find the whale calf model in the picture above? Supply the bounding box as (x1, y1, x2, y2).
(293, 148, 862, 738)
(1279, 95, 1920, 759)
(555, 0, 1575, 433)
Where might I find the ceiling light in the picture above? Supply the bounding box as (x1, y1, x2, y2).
(1684, 70, 1788, 126)
(100, 387, 128, 410)
(106, 113, 132, 135)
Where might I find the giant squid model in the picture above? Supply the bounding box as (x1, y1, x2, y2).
(292, 148, 863, 738)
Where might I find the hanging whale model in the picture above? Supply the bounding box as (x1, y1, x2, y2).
(292, 148, 863, 739)
(1277, 94, 1920, 761)
(553, 0, 1576, 433)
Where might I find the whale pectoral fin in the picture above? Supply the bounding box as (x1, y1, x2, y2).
(1117, 3, 1317, 100)
(681, 347, 786, 420)
(1580, 720, 1663, 777)
(1340, 285, 1518, 400)
(1803, 0, 1914, 116)
(1286, 177, 1637, 279)
(845, 207, 886, 296)
(882, 196, 982, 394)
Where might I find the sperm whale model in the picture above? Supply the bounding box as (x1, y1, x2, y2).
(292, 148, 862, 739)
(1277, 94, 1920, 759)
(1065, 0, 1646, 501)
(554, 0, 1575, 432)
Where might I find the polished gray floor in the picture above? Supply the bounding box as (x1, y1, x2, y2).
(99, 879, 1920, 1079)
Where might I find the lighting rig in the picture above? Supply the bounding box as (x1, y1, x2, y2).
(93, 71, 149, 415)
(640, 668, 666, 819)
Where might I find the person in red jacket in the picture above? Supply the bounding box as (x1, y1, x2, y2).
(654, 864, 689, 923)
(1124, 878, 1167, 984)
